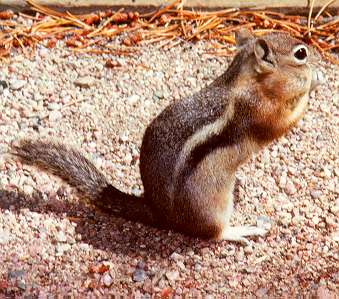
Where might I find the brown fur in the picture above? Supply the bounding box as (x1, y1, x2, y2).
(11, 29, 323, 242)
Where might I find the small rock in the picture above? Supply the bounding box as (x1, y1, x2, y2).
(312, 215, 320, 225)
(102, 273, 113, 287)
(0, 231, 11, 245)
(325, 216, 335, 227)
(132, 269, 147, 282)
(310, 190, 322, 199)
(322, 167, 331, 178)
(228, 278, 238, 288)
(8, 270, 25, 279)
(10, 79, 26, 90)
(194, 263, 202, 271)
(55, 243, 71, 256)
(186, 76, 197, 88)
(285, 181, 297, 195)
(74, 76, 95, 88)
(0, 80, 8, 89)
(136, 261, 145, 269)
(280, 212, 292, 226)
(119, 133, 129, 142)
(127, 94, 140, 105)
(330, 231, 339, 242)
(261, 149, 270, 164)
(255, 287, 268, 297)
(170, 252, 184, 262)
(17, 280, 26, 291)
(278, 176, 287, 188)
(165, 270, 179, 282)
(48, 110, 62, 122)
(55, 231, 67, 242)
(256, 215, 272, 230)
(47, 103, 60, 111)
(220, 246, 235, 257)
(154, 71, 164, 79)
(176, 261, 186, 271)
(330, 205, 339, 215)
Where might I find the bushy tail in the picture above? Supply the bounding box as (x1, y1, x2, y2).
(11, 139, 154, 225)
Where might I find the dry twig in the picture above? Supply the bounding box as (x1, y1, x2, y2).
(0, 0, 337, 63)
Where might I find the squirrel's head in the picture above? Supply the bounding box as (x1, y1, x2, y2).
(235, 28, 324, 100)
(232, 29, 325, 142)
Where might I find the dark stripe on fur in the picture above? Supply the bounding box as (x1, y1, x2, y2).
(177, 107, 249, 186)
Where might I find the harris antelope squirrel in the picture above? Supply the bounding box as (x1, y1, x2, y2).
(11, 29, 324, 244)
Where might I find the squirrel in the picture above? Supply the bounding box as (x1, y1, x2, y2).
(11, 29, 324, 244)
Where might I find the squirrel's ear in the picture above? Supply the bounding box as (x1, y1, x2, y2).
(253, 38, 276, 73)
(235, 28, 253, 47)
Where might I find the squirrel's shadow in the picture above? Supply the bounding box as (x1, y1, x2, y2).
(0, 188, 225, 259)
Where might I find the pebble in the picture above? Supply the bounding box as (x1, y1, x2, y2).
(55, 243, 71, 256)
(47, 103, 60, 111)
(10, 79, 26, 90)
(310, 190, 322, 199)
(330, 231, 339, 242)
(194, 263, 202, 271)
(170, 252, 184, 262)
(176, 261, 186, 271)
(256, 215, 272, 230)
(132, 269, 147, 282)
(17, 280, 26, 291)
(278, 176, 287, 188)
(48, 110, 62, 122)
(0, 80, 8, 89)
(255, 288, 268, 297)
(55, 231, 67, 243)
(220, 246, 235, 257)
(284, 181, 297, 195)
(280, 212, 292, 226)
(186, 76, 197, 88)
(165, 270, 179, 282)
(312, 216, 320, 225)
(136, 261, 145, 269)
(8, 270, 25, 279)
(127, 94, 140, 105)
(74, 76, 95, 88)
(0, 230, 11, 245)
(102, 273, 113, 287)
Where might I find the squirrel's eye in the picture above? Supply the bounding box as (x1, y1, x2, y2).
(293, 45, 308, 63)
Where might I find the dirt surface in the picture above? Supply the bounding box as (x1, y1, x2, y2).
(0, 40, 338, 298)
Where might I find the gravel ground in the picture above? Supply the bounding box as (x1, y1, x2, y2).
(0, 38, 338, 298)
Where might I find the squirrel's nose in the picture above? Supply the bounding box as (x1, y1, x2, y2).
(311, 69, 325, 90)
